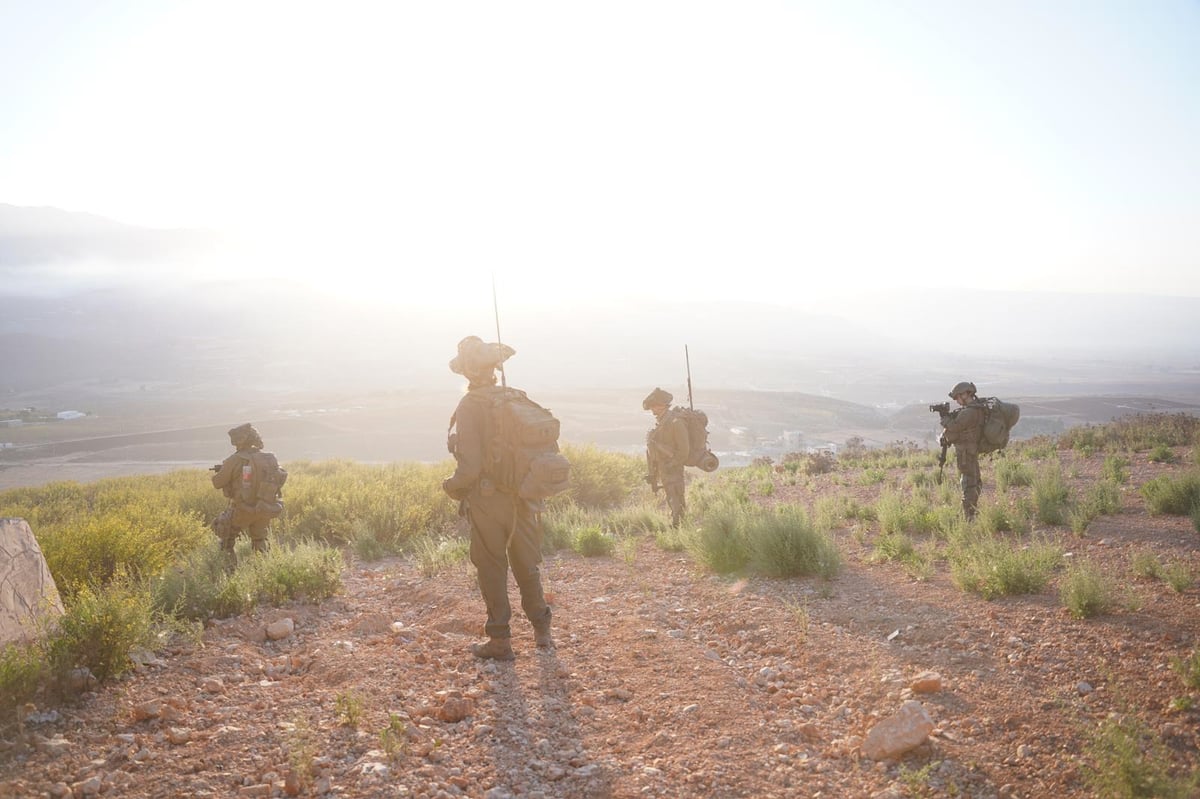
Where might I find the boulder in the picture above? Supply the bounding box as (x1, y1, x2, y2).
(0, 518, 64, 646)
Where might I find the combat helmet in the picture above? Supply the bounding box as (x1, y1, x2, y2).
(948, 381, 977, 399)
(642, 387, 673, 410)
(228, 423, 262, 449)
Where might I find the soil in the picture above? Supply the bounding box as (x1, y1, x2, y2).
(2, 447, 1199, 798)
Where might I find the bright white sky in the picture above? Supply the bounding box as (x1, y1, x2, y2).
(2, 0, 1198, 306)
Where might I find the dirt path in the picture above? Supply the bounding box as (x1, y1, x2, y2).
(3, 454, 1200, 798)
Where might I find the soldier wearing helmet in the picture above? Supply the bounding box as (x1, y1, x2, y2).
(939, 381, 986, 519)
(210, 423, 272, 570)
(643, 387, 691, 527)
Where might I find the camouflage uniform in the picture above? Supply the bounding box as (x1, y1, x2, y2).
(644, 388, 691, 527)
(211, 424, 271, 567)
(443, 337, 551, 658)
(940, 383, 986, 519)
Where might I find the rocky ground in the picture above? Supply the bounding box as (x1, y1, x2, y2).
(2, 447, 1199, 798)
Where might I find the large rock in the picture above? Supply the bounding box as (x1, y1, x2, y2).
(0, 518, 64, 645)
(862, 700, 934, 761)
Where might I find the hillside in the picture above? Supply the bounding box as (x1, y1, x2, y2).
(2, 439, 1198, 797)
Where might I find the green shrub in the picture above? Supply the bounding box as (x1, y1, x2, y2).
(412, 535, 471, 577)
(153, 540, 237, 620)
(1130, 549, 1162, 581)
(653, 526, 687, 552)
(47, 573, 157, 682)
(995, 460, 1035, 491)
(746, 505, 840, 579)
(557, 444, 646, 510)
(1070, 480, 1123, 533)
(1032, 464, 1071, 526)
(875, 491, 939, 536)
(0, 642, 48, 717)
(1103, 455, 1131, 484)
(976, 500, 1024, 535)
(1084, 715, 1198, 798)
(1060, 561, 1114, 619)
(1062, 412, 1200, 454)
(184, 541, 344, 618)
(1140, 473, 1200, 516)
(573, 525, 616, 557)
(602, 503, 670, 536)
(38, 505, 208, 601)
(949, 531, 1062, 599)
(1171, 647, 1200, 690)
(1162, 561, 1194, 593)
(1148, 445, 1176, 464)
(689, 501, 750, 574)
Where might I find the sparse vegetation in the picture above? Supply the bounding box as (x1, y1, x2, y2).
(1061, 412, 1200, 454)
(1103, 454, 1131, 484)
(1070, 480, 1122, 534)
(1084, 714, 1199, 798)
(412, 535, 471, 577)
(948, 530, 1062, 599)
(995, 459, 1035, 491)
(1033, 463, 1071, 526)
(1172, 647, 1200, 691)
(1060, 561, 1115, 618)
(1140, 473, 1200, 516)
(573, 525, 616, 557)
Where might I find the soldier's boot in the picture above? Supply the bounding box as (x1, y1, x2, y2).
(533, 623, 554, 650)
(250, 538, 269, 555)
(470, 637, 514, 661)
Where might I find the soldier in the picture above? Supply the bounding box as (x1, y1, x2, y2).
(442, 336, 553, 661)
(939, 381, 987, 519)
(210, 423, 285, 570)
(643, 387, 691, 527)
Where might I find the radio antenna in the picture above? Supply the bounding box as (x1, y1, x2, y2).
(492, 274, 507, 388)
(685, 345, 694, 410)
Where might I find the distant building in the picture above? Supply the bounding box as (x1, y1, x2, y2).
(56, 411, 86, 420)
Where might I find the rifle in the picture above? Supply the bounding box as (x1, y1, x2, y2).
(929, 403, 957, 484)
(209, 464, 222, 473)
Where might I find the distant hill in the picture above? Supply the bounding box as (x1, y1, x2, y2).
(0, 203, 219, 269)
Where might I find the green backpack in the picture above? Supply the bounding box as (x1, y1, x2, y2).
(237, 451, 288, 517)
(463, 386, 571, 501)
(979, 398, 1021, 454)
(670, 407, 720, 472)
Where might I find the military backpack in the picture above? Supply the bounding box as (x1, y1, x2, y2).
(237, 451, 288, 517)
(463, 386, 571, 501)
(978, 398, 1021, 454)
(670, 407, 720, 472)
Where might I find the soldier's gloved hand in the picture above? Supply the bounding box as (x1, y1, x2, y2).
(938, 433, 948, 448)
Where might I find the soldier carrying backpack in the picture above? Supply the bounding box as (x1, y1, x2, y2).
(442, 336, 566, 661)
(934, 382, 1019, 520)
(210, 422, 288, 570)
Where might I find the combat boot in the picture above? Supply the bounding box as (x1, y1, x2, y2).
(533, 624, 554, 650)
(470, 637, 514, 661)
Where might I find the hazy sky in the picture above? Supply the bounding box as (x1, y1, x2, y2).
(2, 1, 1198, 306)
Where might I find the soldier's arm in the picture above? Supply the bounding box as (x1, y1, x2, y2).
(443, 401, 484, 499)
(941, 406, 980, 444)
(211, 454, 238, 489)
